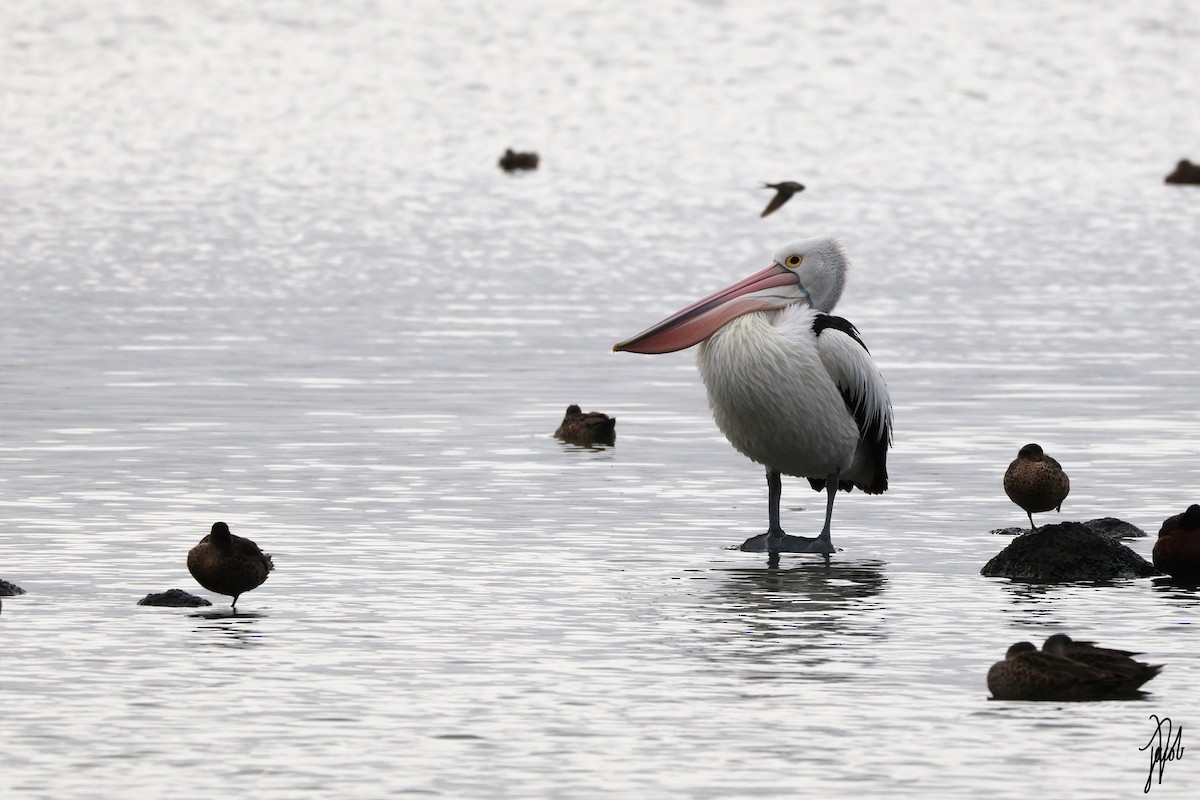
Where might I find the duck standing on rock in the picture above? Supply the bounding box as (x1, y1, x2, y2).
(554, 404, 616, 447)
(1004, 443, 1070, 530)
(1153, 504, 1200, 582)
(187, 522, 274, 609)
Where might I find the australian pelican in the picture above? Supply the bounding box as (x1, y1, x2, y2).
(614, 237, 892, 562)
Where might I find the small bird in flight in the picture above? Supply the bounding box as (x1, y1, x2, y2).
(759, 181, 805, 217)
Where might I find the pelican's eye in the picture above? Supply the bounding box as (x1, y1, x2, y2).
(785, 254, 803, 268)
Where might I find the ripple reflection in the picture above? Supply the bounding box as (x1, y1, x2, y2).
(689, 560, 889, 681)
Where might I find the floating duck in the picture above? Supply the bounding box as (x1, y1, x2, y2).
(498, 148, 539, 172)
(187, 522, 274, 609)
(1003, 443, 1070, 530)
(554, 404, 616, 446)
(987, 639, 1156, 701)
(615, 237, 892, 562)
(1153, 504, 1200, 581)
(1164, 159, 1200, 185)
(1041, 633, 1161, 691)
(759, 181, 805, 217)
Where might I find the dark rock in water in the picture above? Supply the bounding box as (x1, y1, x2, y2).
(1082, 517, 1146, 541)
(981, 521, 1159, 581)
(1, 578, 26, 596)
(989, 517, 1146, 541)
(1165, 159, 1200, 185)
(138, 588, 212, 607)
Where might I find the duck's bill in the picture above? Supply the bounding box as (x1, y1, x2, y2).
(613, 263, 796, 354)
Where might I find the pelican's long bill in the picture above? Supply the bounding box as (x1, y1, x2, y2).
(613, 263, 800, 354)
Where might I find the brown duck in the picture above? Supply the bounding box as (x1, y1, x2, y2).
(187, 522, 274, 608)
(1164, 159, 1200, 185)
(987, 641, 1130, 701)
(1153, 504, 1200, 582)
(498, 148, 539, 172)
(1041, 633, 1161, 692)
(1003, 443, 1070, 530)
(554, 404, 615, 446)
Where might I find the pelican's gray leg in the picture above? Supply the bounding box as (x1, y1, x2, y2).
(740, 469, 825, 558)
(804, 471, 839, 563)
(766, 469, 784, 557)
(740, 469, 786, 555)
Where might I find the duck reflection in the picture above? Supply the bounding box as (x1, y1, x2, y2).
(1150, 576, 1200, 606)
(692, 559, 888, 677)
(188, 609, 268, 646)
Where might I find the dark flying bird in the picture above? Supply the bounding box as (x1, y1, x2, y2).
(614, 237, 892, 563)
(554, 404, 616, 447)
(1003, 443, 1070, 530)
(1153, 504, 1200, 582)
(759, 181, 805, 217)
(499, 148, 539, 172)
(187, 522, 274, 609)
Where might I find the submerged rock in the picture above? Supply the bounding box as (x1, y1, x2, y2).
(1082, 517, 1146, 541)
(1, 578, 26, 596)
(138, 588, 212, 607)
(989, 517, 1146, 541)
(981, 521, 1159, 581)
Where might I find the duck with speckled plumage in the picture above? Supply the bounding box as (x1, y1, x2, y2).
(987, 637, 1160, 701)
(1004, 443, 1070, 530)
(187, 522, 274, 609)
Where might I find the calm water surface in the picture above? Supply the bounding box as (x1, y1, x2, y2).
(2, 1, 1200, 797)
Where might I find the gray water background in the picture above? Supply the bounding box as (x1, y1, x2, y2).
(2, 0, 1200, 797)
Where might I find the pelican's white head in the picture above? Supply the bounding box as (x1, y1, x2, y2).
(614, 236, 851, 354)
(771, 237, 848, 314)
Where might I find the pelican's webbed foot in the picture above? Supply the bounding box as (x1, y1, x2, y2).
(803, 535, 835, 555)
(739, 531, 823, 553)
